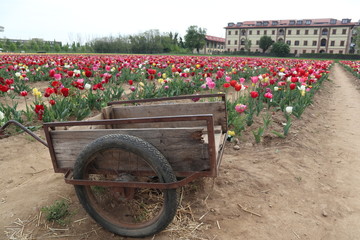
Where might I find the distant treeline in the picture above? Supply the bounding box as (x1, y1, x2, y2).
(92, 30, 188, 54)
(0, 30, 190, 54)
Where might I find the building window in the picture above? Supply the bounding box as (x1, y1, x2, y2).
(228, 31, 231, 35)
(330, 50, 333, 54)
(288, 30, 292, 35)
(279, 29, 285, 35)
(295, 41, 300, 46)
(294, 50, 298, 55)
(256, 40, 260, 45)
(312, 41, 317, 46)
(339, 50, 343, 54)
(342, 29, 347, 34)
(296, 30, 300, 35)
(240, 38, 245, 45)
(340, 41, 345, 46)
(249, 30, 252, 35)
(305, 30, 309, 35)
(234, 40, 238, 45)
(297, 20, 303, 25)
(330, 19, 337, 24)
(289, 20, 295, 25)
(303, 50, 306, 54)
(321, 39, 327, 46)
(330, 41, 335, 46)
(322, 28, 328, 35)
(263, 21, 269, 26)
(272, 30, 275, 35)
(311, 50, 315, 53)
(314, 29, 318, 35)
(286, 40, 291, 45)
(304, 40, 308, 46)
(272, 21, 278, 26)
(257, 30, 260, 35)
(332, 29, 337, 34)
(305, 20, 312, 25)
(235, 30, 238, 35)
(228, 40, 231, 45)
(264, 30, 267, 35)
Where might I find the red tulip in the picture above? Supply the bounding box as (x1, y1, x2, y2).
(85, 70, 92, 78)
(289, 83, 296, 90)
(61, 87, 69, 97)
(223, 83, 230, 88)
(20, 91, 28, 97)
(230, 80, 237, 87)
(250, 91, 259, 98)
(234, 84, 242, 91)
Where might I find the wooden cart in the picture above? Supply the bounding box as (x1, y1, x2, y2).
(0, 93, 228, 238)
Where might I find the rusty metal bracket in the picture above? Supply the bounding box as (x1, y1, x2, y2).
(64, 170, 203, 189)
(0, 120, 48, 147)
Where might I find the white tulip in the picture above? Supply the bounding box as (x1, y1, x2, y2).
(297, 85, 306, 91)
(84, 83, 92, 90)
(285, 106, 293, 114)
(0, 111, 4, 121)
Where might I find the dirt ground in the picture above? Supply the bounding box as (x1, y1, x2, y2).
(1, 63, 360, 240)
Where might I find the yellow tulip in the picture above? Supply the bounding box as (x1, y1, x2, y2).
(227, 130, 235, 137)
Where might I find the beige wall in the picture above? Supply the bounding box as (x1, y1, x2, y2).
(225, 25, 354, 54)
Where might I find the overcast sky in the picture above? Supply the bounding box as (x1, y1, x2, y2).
(1, 0, 359, 44)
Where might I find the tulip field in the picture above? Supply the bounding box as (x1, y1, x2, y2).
(340, 60, 360, 79)
(0, 54, 333, 141)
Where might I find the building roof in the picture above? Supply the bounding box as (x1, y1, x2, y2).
(225, 18, 359, 29)
(205, 35, 225, 43)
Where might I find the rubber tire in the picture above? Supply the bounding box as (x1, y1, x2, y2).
(73, 134, 178, 238)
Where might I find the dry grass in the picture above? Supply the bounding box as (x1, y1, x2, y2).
(4, 179, 211, 240)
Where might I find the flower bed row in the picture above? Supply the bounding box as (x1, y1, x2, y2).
(339, 60, 360, 79)
(0, 54, 332, 142)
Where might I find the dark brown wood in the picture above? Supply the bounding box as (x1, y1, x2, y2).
(44, 94, 228, 186)
(50, 128, 210, 172)
(111, 102, 227, 132)
(108, 93, 226, 105)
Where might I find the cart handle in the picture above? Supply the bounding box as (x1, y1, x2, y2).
(0, 120, 48, 148)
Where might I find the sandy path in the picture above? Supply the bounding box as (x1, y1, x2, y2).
(321, 63, 360, 239)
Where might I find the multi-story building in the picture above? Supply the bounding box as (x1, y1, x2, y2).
(3, 38, 62, 47)
(225, 18, 359, 55)
(199, 35, 225, 54)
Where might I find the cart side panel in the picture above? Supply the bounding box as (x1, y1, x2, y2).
(50, 128, 209, 172)
(111, 102, 227, 132)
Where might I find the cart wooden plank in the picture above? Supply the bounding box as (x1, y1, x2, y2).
(51, 127, 211, 172)
(111, 102, 227, 131)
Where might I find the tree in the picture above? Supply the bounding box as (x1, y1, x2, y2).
(271, 41, 290, 57)
(244, 39, 252, 52)
(259, 36, 273, 53)
(184, 25, 206, 53)
(354, 26, 360, 54)
(9, 42, 17, 52)
(54, 44, 61, 52)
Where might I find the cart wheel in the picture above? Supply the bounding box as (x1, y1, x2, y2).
(73, 134, 178, 238)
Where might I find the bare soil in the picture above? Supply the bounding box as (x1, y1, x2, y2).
(1, 63, 360, 240)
